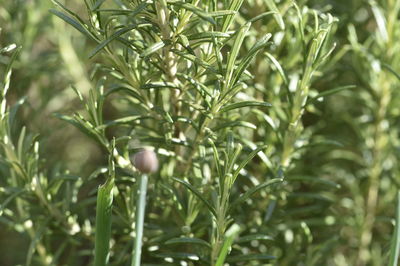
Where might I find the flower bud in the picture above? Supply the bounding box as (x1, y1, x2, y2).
(131, 149, 158, 173)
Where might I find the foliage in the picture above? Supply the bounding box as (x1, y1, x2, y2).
(0, 0, 399, 265)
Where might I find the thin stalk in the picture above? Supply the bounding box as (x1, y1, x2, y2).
(132, 174, 148, 266)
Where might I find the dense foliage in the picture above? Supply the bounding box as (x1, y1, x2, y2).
(0, 0, 399, 265)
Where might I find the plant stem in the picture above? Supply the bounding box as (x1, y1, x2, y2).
(357, 78, 391, 266)
(132, 174, 148, 266)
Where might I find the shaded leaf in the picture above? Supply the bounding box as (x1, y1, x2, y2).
(172, 177, 217, 217)
(165, 237, 211, 248)
(220, 101, 271, 113)
(230, 178, 283, 209)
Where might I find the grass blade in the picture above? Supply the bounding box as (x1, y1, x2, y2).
(389, 191, 400, 266)
(94, 178, 114, 266)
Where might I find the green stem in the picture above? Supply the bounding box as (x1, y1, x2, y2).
(132, 174, 148, 266)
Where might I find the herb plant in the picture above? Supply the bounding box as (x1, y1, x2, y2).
(0, 0, 399, 266)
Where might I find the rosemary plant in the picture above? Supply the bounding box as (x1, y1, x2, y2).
(1, 0, 399, 265)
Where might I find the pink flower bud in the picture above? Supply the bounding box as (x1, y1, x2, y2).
(132, 149, 158, 173)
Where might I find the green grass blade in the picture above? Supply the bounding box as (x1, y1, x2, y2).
(94, 146, 115, 266)
(94, 178, 114, 266)
(389, 191, 400, 266)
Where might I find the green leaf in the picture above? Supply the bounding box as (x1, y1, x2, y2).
(265, 0, 285, 30)
(188, 31, 231, 41)
(0, 188, 26, 215)
(165, 237, 211, 248)
(141, 81, 178, 90)
(96, 116, 152, 130)
(8, 97, 27, 130)
(172, 2, 216, 25)
(94, 177, 114, 266)
(208, 10, 237, 17)
(140, 41, 166, 57)
(96, 2, 149, 16)
(236, 234, 274, 243)
(213, 121, 257, 131)
(370, 1, 388, 42)
(230, 178, 283, 209)
(172, 177, 217, 217)
(383, 63, 400, 81)
(225, 23, 251, 90)
(227, 254, 276, 262)
(220, 101, 271, 113)
(49, 7, 98, 42)
(104, 84, 145, 103)
(265, 52, 288, 85)
(153, 252, 200, 261)
(89, 24, 137, 58)
(221, 0, 244, 32)
(1, 46, 20, 102)
(248, 11, 276, 23)
(215, 224, 241, 266)
(231, 33, 272, 86)
(232, 145, 268, 183)
(91, 0, 107, 11)
(208, 138, 223, 182)
(307, 85, 356, 104)
(177, 73, 212, 97)
(54, 113, 108, 148)
(172, 49, 218, 74)
(389, 191, 400, 266)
